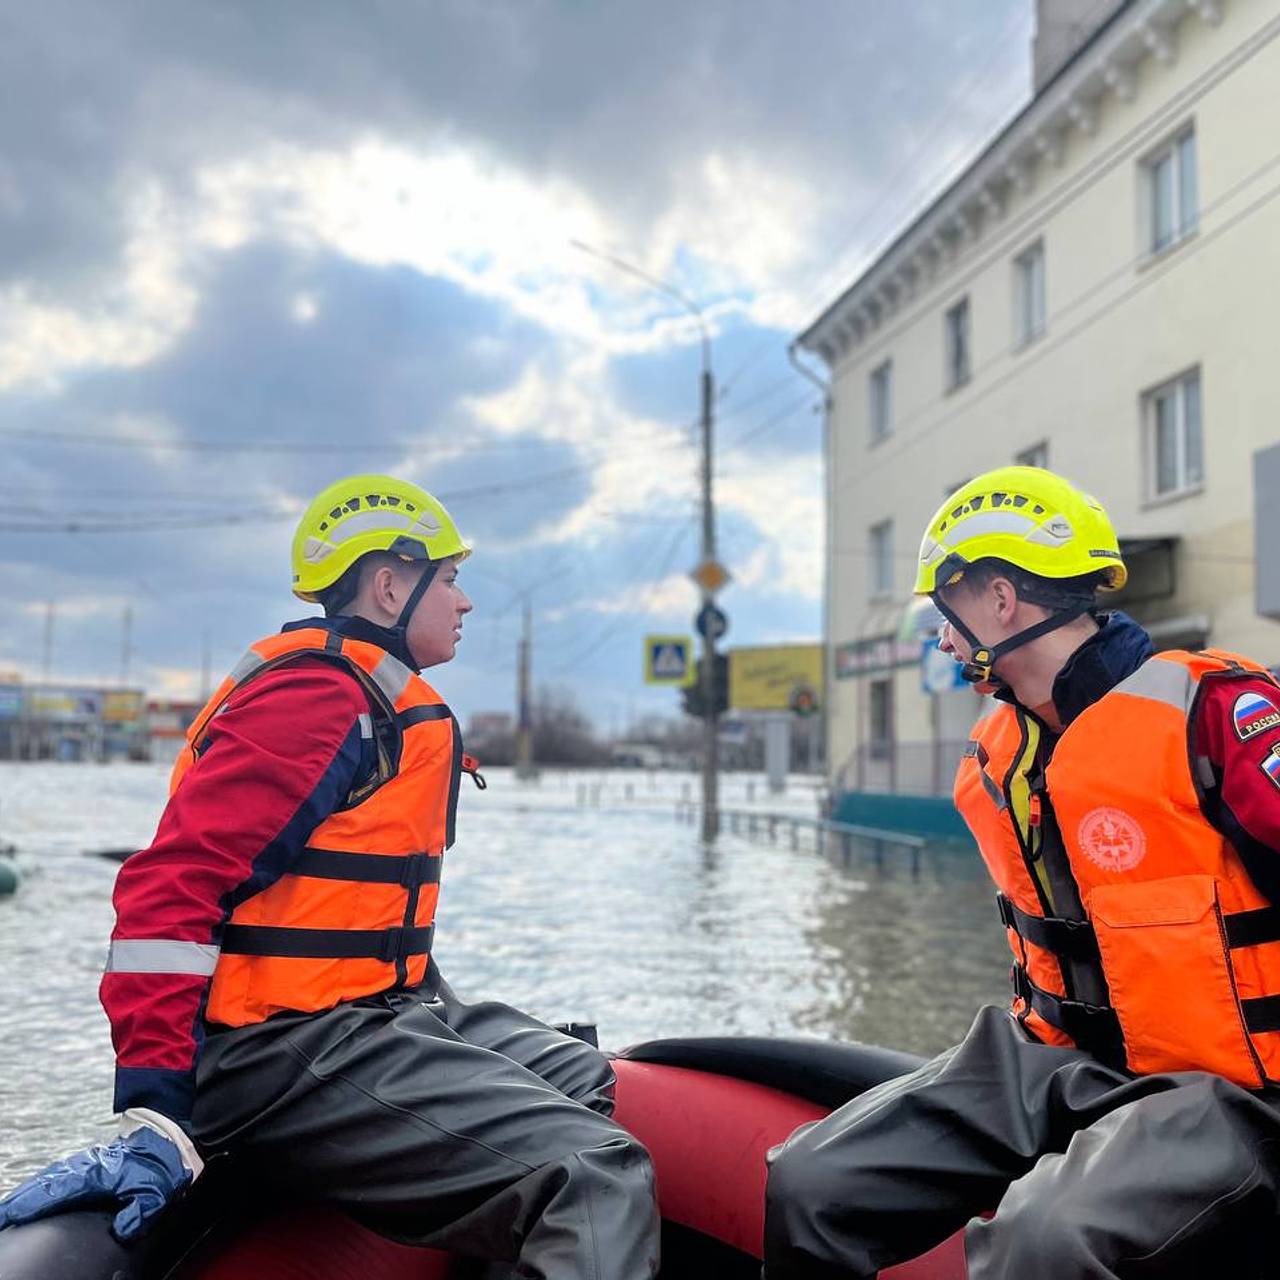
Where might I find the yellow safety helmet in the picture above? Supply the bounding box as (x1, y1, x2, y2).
(291, 474, 471, 603)
(914, 465, 1126, 597)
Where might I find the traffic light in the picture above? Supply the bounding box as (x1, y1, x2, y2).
(789, 683, 819, 718)
(680, 653, 729, 719)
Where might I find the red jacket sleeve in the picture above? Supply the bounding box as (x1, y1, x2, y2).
(1193, 676, 1280, 854)
(100, 661, 371, 1127)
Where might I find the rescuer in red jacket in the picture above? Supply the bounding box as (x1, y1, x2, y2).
(0, 474, 660, 1278)
(765, 466, 1280, 1279)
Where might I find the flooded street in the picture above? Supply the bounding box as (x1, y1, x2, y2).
(0, 763, 1008, 1183)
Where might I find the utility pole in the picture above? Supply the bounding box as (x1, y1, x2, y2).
(120, 603, 133, 687)
(698, 354, 719, 841)
(571, 238, 721, 840)
(41, 601, 54, 683)
(515, 601, 534, 780)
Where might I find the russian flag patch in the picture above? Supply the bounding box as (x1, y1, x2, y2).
(1261, 744, 1280, 790)
(1233, 691, 1280, 741)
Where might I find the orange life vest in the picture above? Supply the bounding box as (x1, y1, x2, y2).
(956, 648, 1280, 1089)
(172, 623, 462, 1027)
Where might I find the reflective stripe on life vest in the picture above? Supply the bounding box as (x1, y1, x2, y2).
(167, 623, 462, 1028)
(957, 649, 1280, 1088)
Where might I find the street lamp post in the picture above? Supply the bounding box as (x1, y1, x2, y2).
(573, 241, 719, 840)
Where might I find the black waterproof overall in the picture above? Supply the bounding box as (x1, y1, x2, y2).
(192, 971, 659, 1278)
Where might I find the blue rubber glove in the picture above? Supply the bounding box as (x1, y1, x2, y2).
(0, 1126, 192, 1241)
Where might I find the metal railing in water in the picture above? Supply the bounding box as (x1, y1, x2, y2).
(675, 802, 928, 853)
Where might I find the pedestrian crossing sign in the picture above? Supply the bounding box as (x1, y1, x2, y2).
(644, 634, 696, 687)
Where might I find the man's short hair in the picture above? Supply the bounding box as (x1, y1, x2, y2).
(958, 557, 1110, 610)
(316, 551, 414, 617)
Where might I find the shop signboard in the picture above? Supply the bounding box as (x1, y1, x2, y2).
(834, 634, 919, 679)
(28, 686, 101, 722)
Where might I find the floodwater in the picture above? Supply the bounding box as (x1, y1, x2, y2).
(0, 763, 1008, 1183)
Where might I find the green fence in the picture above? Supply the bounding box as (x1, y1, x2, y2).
(830, 789, 971, 842)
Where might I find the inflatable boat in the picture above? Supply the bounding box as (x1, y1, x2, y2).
(0, 1035, 967, 1279)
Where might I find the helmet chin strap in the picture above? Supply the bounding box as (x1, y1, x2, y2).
(931, 592, 1093, 686)
(388, 561, 440, 666)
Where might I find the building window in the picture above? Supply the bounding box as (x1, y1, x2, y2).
(869, 359, 893, 444)
(868, 677, 893, 759)
(1013, 241, 1046, 348)
(869, 519, 894, 599)
(1015, 441, 1049, 469)
(945, 297, 971, 391)
(1144, 126, 1198, 256)
(1144, 369, 1203, 501)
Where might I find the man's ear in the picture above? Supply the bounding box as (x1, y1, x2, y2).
(990, 576, 1018, 623)
(369, 563, 400, 612)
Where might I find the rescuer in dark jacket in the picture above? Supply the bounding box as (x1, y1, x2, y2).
(765, 466, 1280, 1279)
(0, 473, 660, 1279)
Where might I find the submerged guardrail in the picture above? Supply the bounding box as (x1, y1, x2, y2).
(675, 803, 931, 864)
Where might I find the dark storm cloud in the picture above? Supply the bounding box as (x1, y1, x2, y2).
(0, 0, 1033, 715)
(0, 240, 580, 685)
(2, 0, 1029, 298)
(76, 244, 547, 453)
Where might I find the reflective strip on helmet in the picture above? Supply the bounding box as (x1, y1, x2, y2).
(1114, 657, 1195, 714)
(228, 649, 266, 684)
(106, 939, 221, 976)
(370, 653, 413, 705)
(324, 509, 440, 547)
(940, 510, 1039, 547)
(302, 535, 335, 564)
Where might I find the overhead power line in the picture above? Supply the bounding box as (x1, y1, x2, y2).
(548, 516, 697, 676)
(0, 465, 599, 533)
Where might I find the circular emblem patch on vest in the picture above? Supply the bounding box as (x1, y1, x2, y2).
(1077, 807, 1147, 872)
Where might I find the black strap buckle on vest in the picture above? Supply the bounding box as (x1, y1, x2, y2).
(398, 852, 432, 888)
(996, 893, 1101, 962)
(378, 923, 436, 963)
(1011, 963, 1126, 1067)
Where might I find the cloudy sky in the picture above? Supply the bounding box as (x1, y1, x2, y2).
(0, 0, 1033, 730)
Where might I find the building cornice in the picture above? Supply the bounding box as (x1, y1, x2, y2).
(799, 0, 1225, 367)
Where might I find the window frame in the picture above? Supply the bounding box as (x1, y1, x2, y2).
(867, 676, 894, 760)
(944, 296, 971, 392)
(868, 518, 894, 601)
(1140, 123, 1198, 259)
(868, 358, 893, 446)
(1012, 239, 1046, 350)
(1142, 367, 1204, 505)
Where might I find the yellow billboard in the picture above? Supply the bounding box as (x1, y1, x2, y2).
(729, 644, 822, 712)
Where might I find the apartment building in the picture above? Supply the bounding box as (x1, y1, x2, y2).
(797, 0, 1280, 824)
